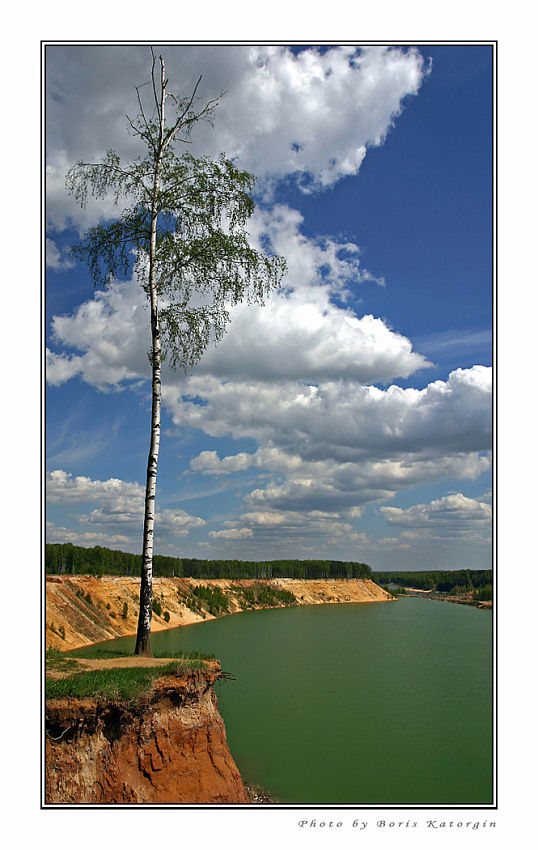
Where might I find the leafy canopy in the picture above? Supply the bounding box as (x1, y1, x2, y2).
(66, 69, 286, 369)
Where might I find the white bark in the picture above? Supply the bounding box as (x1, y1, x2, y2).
(135, 57, 167, 656)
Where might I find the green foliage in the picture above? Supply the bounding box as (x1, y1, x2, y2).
(69, 646, 216, 661)
(374, 569, 493, 594)
(232, 583, 296, 609)
(46, 647, 65, 661)
(45, 661, 208, 702)
(473, 583, 493, 601)
(163, 610, 170, 623)
(122, 601, 128, 619)
(152, 598, 162, 617)
(192, 584, 230, 616)
(46, 543, 374, 580)
(65, 60, 286, 375)
(75, 588, 94, 607)
(45, 647, 79, 673)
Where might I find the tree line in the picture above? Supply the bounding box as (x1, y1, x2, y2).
(45, 543, 373, 580)
(374, 569, 493, 593)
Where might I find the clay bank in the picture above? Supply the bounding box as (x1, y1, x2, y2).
(45, 663, 248, 804)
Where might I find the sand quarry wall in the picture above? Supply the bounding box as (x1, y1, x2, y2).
(45, 575, 393, 652)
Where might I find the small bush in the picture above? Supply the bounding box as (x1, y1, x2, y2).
(163, 610, 170, 623)
(152, 598, 162, 617)
(122, 602, 128, 619)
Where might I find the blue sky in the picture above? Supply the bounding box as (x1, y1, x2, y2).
(45, 44, 492, 570)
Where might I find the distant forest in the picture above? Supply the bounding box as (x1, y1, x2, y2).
(375, 569, 493, 595)
(44, 543, 373, 580)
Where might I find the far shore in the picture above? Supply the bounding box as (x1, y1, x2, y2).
(46, 575, 393, 652)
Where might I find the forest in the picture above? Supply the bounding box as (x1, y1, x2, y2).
(375, 569, 493, 597)
(44, 543, 373, 580)
(44, 545, 492, 599)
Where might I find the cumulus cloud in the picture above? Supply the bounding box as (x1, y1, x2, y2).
(46, 204, 430, 390)
(183, 367, 491, 518)
(46, 470, 205, 540)
(173, 366, 492, 464)
(46, 44, 428, 230)
(46, 469, 144, 507)
(203, 506, 368, 558)
(209, 527, 254, 540)
(46, 238, 74, 271)
(47, 280, 151, 389)
(46, 348, 84, 386)
(45, 521, 132, 548)
(379, 492, 492, 542)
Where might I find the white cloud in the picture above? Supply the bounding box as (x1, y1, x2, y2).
(47, 280, 151, 390)
(203, 505, 369, 558)
(46, 469, 144, 507)
(209, 527, 254, 540)
(46, 238, 74, 271)
(182, 366, 491, 518)
(379, 492, 492, 542)
(46, 204, 430, 390)
(46, 470, 206, 541)
(46, 348, 84, 386)
(45, 521, 132, 548)
(46, 45, 428, 230)
(174, 366, 491, 465)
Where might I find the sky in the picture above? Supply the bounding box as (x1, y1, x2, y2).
(45, 43, 493, 571)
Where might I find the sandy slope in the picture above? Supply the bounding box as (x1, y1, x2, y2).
(45, 575, 393, 652)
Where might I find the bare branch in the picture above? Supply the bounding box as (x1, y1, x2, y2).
(150, 47, 159, 116)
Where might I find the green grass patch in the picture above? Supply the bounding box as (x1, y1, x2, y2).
(45, 646, 80, 673)
(68, 645, 216, 661)
(45, 659, 209, 701)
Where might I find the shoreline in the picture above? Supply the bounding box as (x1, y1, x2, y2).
(45, 575, 393, 652)
(399, 591, 492, 609)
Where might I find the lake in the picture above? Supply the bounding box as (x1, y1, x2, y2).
(89, 597, 493, 805)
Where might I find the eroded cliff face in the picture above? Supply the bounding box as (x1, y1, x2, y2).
(45, 669, 248, 805)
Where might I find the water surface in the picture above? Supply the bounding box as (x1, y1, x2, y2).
(93, 597, 493, 805)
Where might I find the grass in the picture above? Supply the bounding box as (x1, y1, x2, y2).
(45, 659, 210, 702)
(67, 646, 216, 661)
(45, 646, 80, 673)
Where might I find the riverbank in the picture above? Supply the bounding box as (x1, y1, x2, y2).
(45, 658, 249, 804)
(399, 589, 492, 609)
(45, 575, 393, 651)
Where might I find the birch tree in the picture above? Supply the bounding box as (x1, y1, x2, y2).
(66, 52, 286, 655)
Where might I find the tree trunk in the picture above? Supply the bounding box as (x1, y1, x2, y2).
(134, 325, 161, 655)
(134, 57, 166, 657)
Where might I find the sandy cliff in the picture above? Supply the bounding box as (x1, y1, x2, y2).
(45, 576, 393, 651)
(45, 666, 248, 805)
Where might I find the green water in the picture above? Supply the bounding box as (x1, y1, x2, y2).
(89, 597, 493, 805)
